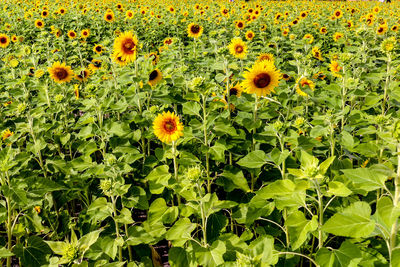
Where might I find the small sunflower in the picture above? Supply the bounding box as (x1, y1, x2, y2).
(148, 69, 162, 86)
(153, 111, 184, 144)
(0, 33, 10, 48)
(257, 53, 275, 63)
(1, 129, 14, 141)
(11, 35, 17, 43)
(104, 12, 114, 22)
(241, 60, 282, 97)
(113, 31, 138, 63)
(41, 10, 49, 18)
(295, 78, 314, 97)
(35, 19, 45, 29)
(126, 10, 134, 19)
(377, 25, 387, 35)
(319, 27, 327, 35)
(333, 32, 343, 42)
(329, 61, 342, 75)
(228, 37, 247, 59)
(81, 29, 90, 38)
(312, 47, 324, 61)
(75, 69, 91, 82)
(235, 20, 245, 30)
(225, 83, 243, 99)
(147, 52, 159, 65)
(245, 30, 255, 41)
(93, 44, 104, 54)
(89, 59, 102, 71)
(333, 9, 343, 19)
(48, 61, 74, 83)
(67, 30, 77, 39)
(187, 23, 203, 38)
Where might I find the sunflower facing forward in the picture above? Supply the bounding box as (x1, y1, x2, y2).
(113, 31, 138, 63)
(153, 111, 184, 143)
(187, 23, 203, 38)
(242, 60, 281, 97)
(0, 34, 10, 48)
(48, 62, 74, 83)
(228, 38, 247, 59)
(148, 69, 162, 86)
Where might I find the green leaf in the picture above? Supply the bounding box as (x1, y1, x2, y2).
(169, 247, 195, 267)
(327, 181, 352, 197)
(148, 198, 168, 225)
(341, 168, 387, 192)
(206, 213, 228, 244)
(0, 247, 14, 258)
(373, 196, 400, 238)
(14, 236, 51, 267)
(182, 102, 201, 117)
(286, 211, 318, 250)
(316, 240, 362, 267)
(115, 208, 134, 224)
(237, 150, 267, 169)
(145, 165, 171, 194)
(87, 197, 113, 222)
(195, 240, 226, 267)
(322, 201, 375, 238)
(79, 229, 103, 256)
(319, 156, 336, 175)
(221, 166, 250, 192)
(248, 235, 278, 265)
(166, 218, 197, 247)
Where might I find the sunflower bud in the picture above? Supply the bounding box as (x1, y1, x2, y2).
(186, 166, 202, 181)
(273, 120, 283, 132)
(393, 121, 400, 140)
(62, 244, 78, 263)
(55, 94, 64, 103)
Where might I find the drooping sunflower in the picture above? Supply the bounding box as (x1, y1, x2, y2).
(48, 61, 74, 83)
(187, 23, 203, 38)
(0, 34, 10, 48)
(295, 78, 315, 97)
(257, 53, 275, 63)
(35, 19, 45, 29)
(148, 69, 163, 86)
(113, 31, 138, 63)
(311, 47, 324, 61)
(88, 59, 102, 71)
(1, 129, 14, 141)
(75, 69, 91, 82)
(245, 30, 255, 41)
(333, 32, 343, 42)
(153, 111, 184, 144)
(228, 37, 247, 59)
(67, 30, 77, 39)
(241, 60, 282, 97)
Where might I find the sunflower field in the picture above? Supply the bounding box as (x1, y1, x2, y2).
(1, 0, 400, 266)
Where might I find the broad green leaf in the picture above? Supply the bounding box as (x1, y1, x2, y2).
(14, 236, 51, 267)
(146, 165, 171, 194)
(115, 208, 134, 224)
(195, 240, 226, 267)
(79, 229, 103, 256)
(87, 197, 113, 222)
(327, 181, 352, 197)
(316, 240, 362, 267)
(206, 213, 228, 244)
(182, 102, 201, 117)
(166, 218, 197, 246)
(286, 211, 318, 250)
(221, 166, 250, 192)
(237, 150, 267, 169)
(0, 247, 14, 258)
(169, 247, 196, 267)
(373, 197, 400, 238)
(248, 235, 278, 265)
(322, 201, 375, 238)
(341, 168, 387, 192)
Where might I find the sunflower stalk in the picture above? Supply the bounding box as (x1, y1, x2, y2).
(382, 52, 391, 115)
(224, 58, 233, 165)
(201, 94, 211, 193)
(172, 141, 181, 205)
(251, 96, 259, 192)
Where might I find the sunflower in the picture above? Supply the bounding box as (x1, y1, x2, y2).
(1, 129, 14, 141)
(112, 51, 128, 66)
(75, 69, 91, 82)
(153, 111, 184, 144)
(187, 23, 203, 38)
(48, 61, 74, 83)
(241, 60, 282, 97)
(225, 83, 243, 99)
(295, 78, 315, 97)
(333, 9, 343, 19)
(333, 32, 343, 42)
(319, 27, 327, 34)
(392, 25, 399, 32)
(282, 73, 291, 81)
(58, 7, 66, 15)
(377, 25, 387, 35)
(147, 52, 159, 65)
(81, 29, 90, 38)
(163, 37, 173, 46)
(303, 34, 314, 44)
(89, 59, 102, 71)
(104, 12, 114, 22)
(245, 30, 255, 41)
(126, 10, 134, 19)
(257, 53, 275, 63)
(148, 69, 162, 86)
(67, 30, 77, 39)
(35, 19, 45, 29)
(329, 61, 342, 75)
(282, 29, 289, 37)
(41, 10, 49, 18)
(228, 37, 247, 59)
(235, 20, 245, 30)
(312, 47, 324, 61)
(0, 33, 10, 48)
(113, 31, 138, 63)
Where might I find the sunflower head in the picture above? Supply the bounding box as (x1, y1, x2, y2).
(75, 69, 91, 82)
(187, 23, 203, 38)
(113, 31, 138, 63)
(245, 30, 255, 41)
(241, 61, 282, 97)
(68, 30, 77, 39)
(0, 33, 10, 48)
(225, 83, 243, 100)
(148, 69, 162, 86)
(104, 12, 114, 22)
(81, 29, 90, 38)
(153, 111, 184, 144)
(1, 129, 14, 141)
(35, 19, 44, 29)
(228, 37, 248, 59)
(48, 61, 74, 83)
(257, 53, 275, 63)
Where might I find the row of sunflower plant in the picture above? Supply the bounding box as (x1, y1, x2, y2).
(1, 0, 400, 266)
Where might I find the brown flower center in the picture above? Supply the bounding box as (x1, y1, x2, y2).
(106, 14, 112, 20)
(0, 37, 6, 44)
(235, 45, 243, 53)
(55, 68, 68, 80)
(230, 88, 238, 96)
(149, 70, 158, 80)
(163, 119, 176, 133)
(237, 22, 243, 28)
(335, 12, 340, 17)
(191, 25, 200, 34)
(123, 40, 136, 53)
(165, 39, 172, 44)
(95, 46, 102, 52)
(253, 73, 271, 88)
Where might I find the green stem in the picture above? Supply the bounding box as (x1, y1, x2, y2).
(111, 196, 123, 262)
(5, 171, 11, 267)
(172, 141, 181, 206)
(202, 95, 211, 193)
(390, 144, 400, 266)
(382, 53, 391, 115)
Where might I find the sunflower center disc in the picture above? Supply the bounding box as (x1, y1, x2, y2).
(191, 25, 200, 34)
(124, 41, 135, 52)
(254, 73, 271, 88)
(230, 88, 238, 96)
(56, 68, 68, 80)
(0, 37, 6, 44)
(149, 70, 158, 80)
(164, 120, 176, 132)
(235, 45, 243, 53)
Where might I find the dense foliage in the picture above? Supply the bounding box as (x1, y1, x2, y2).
(1, 0, 400, 266)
